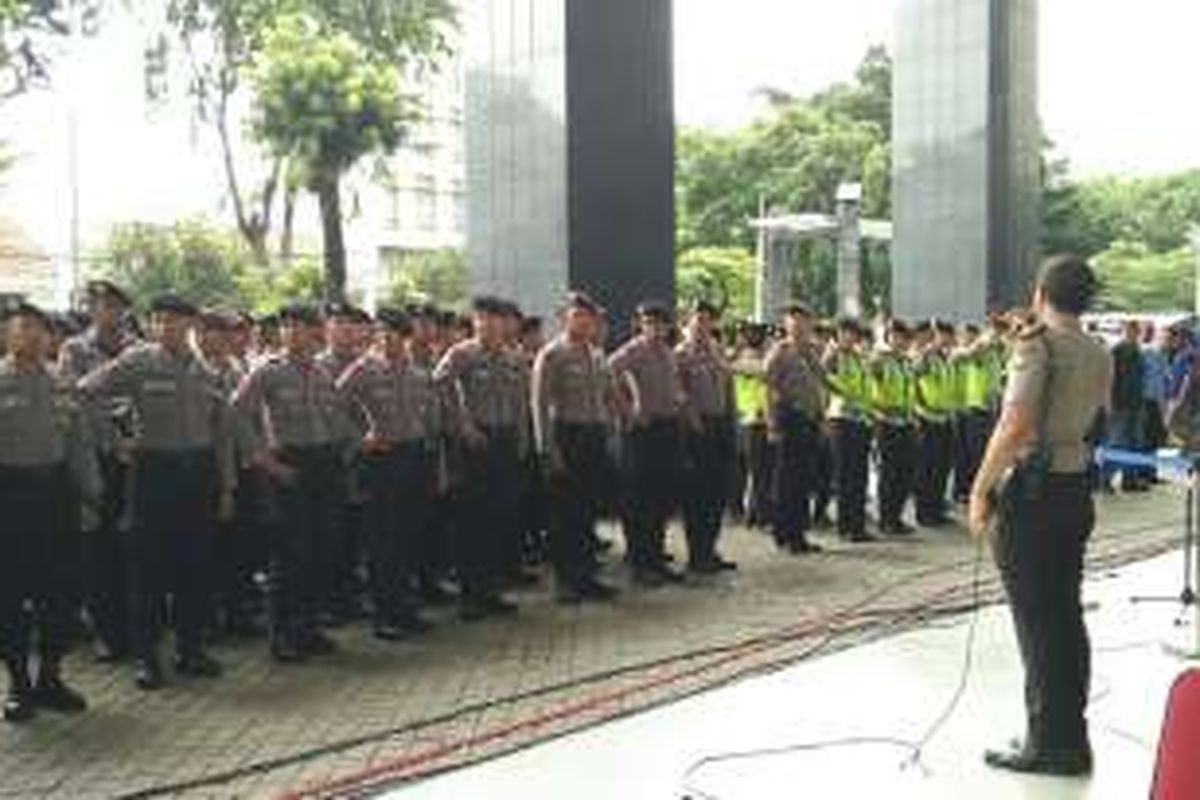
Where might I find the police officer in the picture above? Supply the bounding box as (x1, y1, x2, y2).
(764, 302, 827, 554)
(338, 307, 439, 640)
(1, 302, 97, 722)
(80, 295, 232, 690)
(871, 319, 918, 536)
(914, 319, 957, 526)
(58, 279, 137, 662)
(232, 303, 347, 662)
(731, 324, 773, 528)
(319, 303, 371, 623)
(531, 292, 621, 603)
(952, 324, 991, 503)
(434, 297, 526, 620)
(676, 300, 738, 573)
(969, 255, 1110, 776)
(608, 302, 687, 585)
(825, 318, 873, 542)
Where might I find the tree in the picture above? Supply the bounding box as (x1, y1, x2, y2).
(248, 14, 405, 301)
(676, 247, 756, 319)
(102, 219, 254, 311)
(676, 49, 891, 252)
(676, 46, 893, 312)
(99, 218, 327, 313)
(1, 0, 104, 100)
(163, 0, 455, 265)
(383, 248, 468, 309)
(1092, 240, 1195, 313)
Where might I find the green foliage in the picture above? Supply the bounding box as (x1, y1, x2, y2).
(102, 220, 254, 312)
(676, 46, 892, 257)
(676, 247, 756, 319)
(267, 255, 325, 306)
(382, 248, 467, 309)
(1, 0, 103, 99)
(249, 15, 405, 183)
(1093, 241, 1196, 313)
(99, 219, 324, 313)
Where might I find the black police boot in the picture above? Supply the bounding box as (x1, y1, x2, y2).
(269, 635, 305, 664)
(984, 741, 1093, 777)
(32, 661, 87, 713)
(297, 628, 338, 656)
(3, 660, 36, 724)
(134, 655, 165, 691)
(483, 594, 519, 617)
(580, 579, 618, 602)
(175, 650, 223, 679)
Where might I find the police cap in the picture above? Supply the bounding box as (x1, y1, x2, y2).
(376, 307, 414, 335)
(85, 279, 132, 309)
(278, 303, 323, 327)
(149, 294, 199, 317)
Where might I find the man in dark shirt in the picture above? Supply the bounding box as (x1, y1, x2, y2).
(1106, 320, 1145, 491)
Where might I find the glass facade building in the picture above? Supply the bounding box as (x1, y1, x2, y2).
(892, 0, 1041, 320)
(464, 0, 675, 328)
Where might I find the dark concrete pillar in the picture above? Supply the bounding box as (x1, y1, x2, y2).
(465, 0, 675, 335)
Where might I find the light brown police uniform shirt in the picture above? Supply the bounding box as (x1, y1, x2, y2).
(675, 335, 734, 425)
(764, 339, 827, 424)
(531, 335, 611, 455)
(433, 339, 528, 436)
(1004, 319, 1112, 474)
(607, 337, 682, 424)
(338, 353, 440, 446)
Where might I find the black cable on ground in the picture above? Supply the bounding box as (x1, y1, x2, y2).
(110, 519, 1180, 800)
(678, 540, 986, 800)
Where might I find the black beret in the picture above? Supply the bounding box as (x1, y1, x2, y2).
(934, 319, 957, 335)
(278, 303, 323, 326)
(199, 309, 239, 331)
(691, 299, 722, 318)
(472, 296, 507, 315)
(635, 301, 671, 321)
(325, 302, 372, 324)
(85, 279, 132, 308)
(781, 301, 812, 318)
(887, 318, 911, 335)
(149, 294, 199, 317)
(913, 320, 933, 333)
(375, 307, 414, 335)
(835, 316, 860, 332)
(564, 291, 600, 315)
(3, 301, 52, 329)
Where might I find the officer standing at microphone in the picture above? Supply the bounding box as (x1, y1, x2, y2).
(969, 255, 1111, 776)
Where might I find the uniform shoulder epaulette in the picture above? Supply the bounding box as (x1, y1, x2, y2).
(1017, 322, 1046, 340)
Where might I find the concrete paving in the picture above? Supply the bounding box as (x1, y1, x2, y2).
(0, 487, 1187, 799)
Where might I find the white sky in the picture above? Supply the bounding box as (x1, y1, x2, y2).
(2, 0, 1198, 277)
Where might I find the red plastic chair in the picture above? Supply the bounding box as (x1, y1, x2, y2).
(1151, 669, 1200, 800)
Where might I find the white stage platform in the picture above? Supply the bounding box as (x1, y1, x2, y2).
(393, 550, 1196, 799)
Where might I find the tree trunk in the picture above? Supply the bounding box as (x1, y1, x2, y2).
(280, 182, 298, 267)
(317, 176, 347, 302)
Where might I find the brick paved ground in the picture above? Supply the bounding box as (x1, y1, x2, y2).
(0, 488, 1186, 800)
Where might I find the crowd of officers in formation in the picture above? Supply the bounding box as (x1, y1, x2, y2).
(0, 278, 1021, 724)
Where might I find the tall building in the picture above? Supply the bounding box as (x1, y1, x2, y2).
(891, 0, 1041, 321)
(463, 0, 675, 329)
(344, 56, 467, 305)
